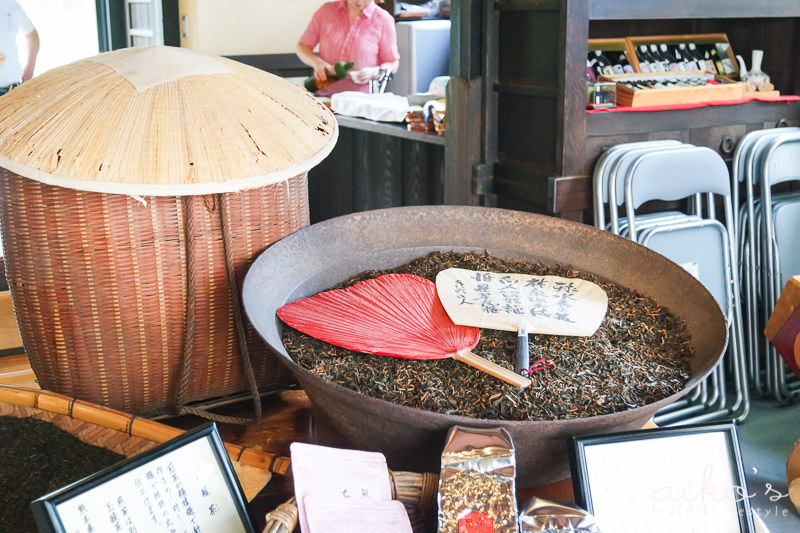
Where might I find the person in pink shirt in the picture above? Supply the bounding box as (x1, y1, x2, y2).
(296, 0, 400, 96)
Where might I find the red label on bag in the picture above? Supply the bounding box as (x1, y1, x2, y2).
(458, 511, 493, 533)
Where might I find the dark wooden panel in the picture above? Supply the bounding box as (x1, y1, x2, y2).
(402, 141, 446, 205)
(497, 95, 558, 169)
(308, 127, 355, 223)
(589, 19, 726, 41)
(444, 77, 482, 205)
(498, 10, 561, 83)
(308, 127, 446, 223)
(795, 19, 800, 95)
(352, 131, 401, 212)
(724, 19, 799, 95)
(450, 0, 483, 79)
(403, 141, 427, 205)
(688, 124, 749, 161)
(560, 0, 590, 176)
(492, 168, 591, 222)
(493, 82, 559, 98)
(583, 130, 692, 175)
(548, 175, 593, 216)
(226, 53, 312, 78)
(493, 168, 551, 214)
(495, 0, 561, 12)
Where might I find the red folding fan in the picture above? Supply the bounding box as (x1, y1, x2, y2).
(277, 273, 531, 388)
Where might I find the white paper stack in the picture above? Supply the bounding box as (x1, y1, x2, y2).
(290, 442, 413, 533)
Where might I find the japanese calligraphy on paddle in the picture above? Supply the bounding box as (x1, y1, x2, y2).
(436, 268, 608, 376)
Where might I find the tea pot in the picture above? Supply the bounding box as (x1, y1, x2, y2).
(736, 49, 772, 92)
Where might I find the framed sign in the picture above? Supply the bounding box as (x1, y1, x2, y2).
(569, 422, 754, 533)
(31, 423, 255, 533)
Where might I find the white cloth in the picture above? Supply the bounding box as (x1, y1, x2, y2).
(330, 91, 410, 122)
(0, 0, 34, 87)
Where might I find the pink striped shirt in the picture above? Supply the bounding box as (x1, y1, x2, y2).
(299, 0, 399, 95)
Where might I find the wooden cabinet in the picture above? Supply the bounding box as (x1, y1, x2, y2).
(307, 118, 445, 224)
(481, 0, 800, 222)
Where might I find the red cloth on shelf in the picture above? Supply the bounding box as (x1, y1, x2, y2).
(586, 94, 800, 113)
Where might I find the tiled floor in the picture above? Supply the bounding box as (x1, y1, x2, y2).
(737, 398, 800, 532)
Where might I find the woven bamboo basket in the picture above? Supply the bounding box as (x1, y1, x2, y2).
(0, 384, 290, 501)
(0, 46, 337, 415)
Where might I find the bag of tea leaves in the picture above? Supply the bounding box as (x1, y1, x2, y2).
(518, 496, 601, 532)
(437, 425, 518, 532)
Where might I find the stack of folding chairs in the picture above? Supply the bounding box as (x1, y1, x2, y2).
(732, 127, 800, 405)
(593, 141, 749, 425)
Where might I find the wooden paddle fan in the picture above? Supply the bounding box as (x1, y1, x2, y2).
(436, 268, 608, 376)
(277, 274, 531, 388)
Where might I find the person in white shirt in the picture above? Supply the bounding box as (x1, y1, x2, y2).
(0, 0, 39, 95)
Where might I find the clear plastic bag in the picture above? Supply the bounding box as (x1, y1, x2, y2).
(518, 496, 601, 532)
(437, 426, 518, 532)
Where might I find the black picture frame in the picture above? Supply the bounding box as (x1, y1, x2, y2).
(31, 422, 254, 533)
(569, 422, 754, 533)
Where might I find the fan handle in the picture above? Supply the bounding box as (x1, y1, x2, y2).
(454, 350, 532, 389)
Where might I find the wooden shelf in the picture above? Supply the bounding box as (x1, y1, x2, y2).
(586, 100, 800, 136)
(335, 115, 446, 146)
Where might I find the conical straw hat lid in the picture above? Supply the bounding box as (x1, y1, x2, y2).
(0, 46, 337, 196)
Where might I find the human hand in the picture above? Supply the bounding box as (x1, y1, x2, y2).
(350, 66, 381, 84)
(312, 59, 334, 82)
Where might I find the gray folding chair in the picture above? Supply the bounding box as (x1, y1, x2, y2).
(592, 140, 684, 230)
(604, 143, 693, 235)
(621, 146, 748, 424)
(758, 133, 800, 403)
(732, 128, 800, 397)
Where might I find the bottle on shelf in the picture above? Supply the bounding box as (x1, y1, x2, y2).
(586, 58, 598, 83)
(614, 51, 634, 74)
(709, 47, 726, 75)
(598, 50, 616, 76)
(590, 50, 615, 77)
(659, 43, 682, 71)
(681, 43, 700, 71)
(648, 44, 665, 72)
(671, 44, 689, 71)
(699, 45, 719, 74)
(636, 44, 653, 73)
(718, 44, 737, 75)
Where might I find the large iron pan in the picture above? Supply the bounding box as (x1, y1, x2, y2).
(242, 206, 727, 486)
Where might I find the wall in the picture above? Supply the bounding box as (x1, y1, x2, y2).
(178, 0, 327, 55)
(20, 0, 99, 75)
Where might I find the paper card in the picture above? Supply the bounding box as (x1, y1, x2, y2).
(290, 443, 393, 533)
(436, 268, 608, 336)
(303, 495, 413, 533)
(581, 432, 743, 533)
(31, 424, 253, 533)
